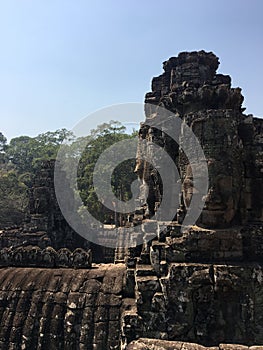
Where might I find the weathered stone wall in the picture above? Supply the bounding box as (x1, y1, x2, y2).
(123, 223, 263, 346)
(135, 50, 263, 229)
(0, 51, 262, 349)
(123, 51, 263, 349)
(27, 159, 87, 250)
(127, 338, 263, 349)
(0, 159, 119, 263)
(0, 264, 126, 349)
(133, 262, 263, 345)
(0, 160, 88, 253)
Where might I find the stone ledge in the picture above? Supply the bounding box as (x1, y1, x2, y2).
(0, 245, 92, 268)
(126, 339, 263, 350)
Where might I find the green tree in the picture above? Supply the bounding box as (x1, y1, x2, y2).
(0, 132, 7, 164)
(0, 169, 28, 228)
(0, 132, 7, 153)
(0, 124, 138, 228)
(6, 129, 73, 174)
(77, 121, 137, 224)
(6, 136, 39, 173)
(0, 128, 73, 227)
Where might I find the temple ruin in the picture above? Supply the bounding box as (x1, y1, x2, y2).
(0, 50, 262, 349)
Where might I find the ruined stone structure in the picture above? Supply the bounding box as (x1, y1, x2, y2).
(136, 50, 262, 227)
(0, 160, 86, 251)
(0, 264, 125, 349)
(0, 159, 116, 263)
(123, 50, 263, 348)
(0, 51, 262, 349)
(26, 159, 89, 251)
(0, 246, 92, 268)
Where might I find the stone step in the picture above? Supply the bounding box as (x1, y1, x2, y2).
(136, 264, 156, 277)
(114, 246, 129, 264)
(137, 253, 150, 265)
(136, 276, 161, 293)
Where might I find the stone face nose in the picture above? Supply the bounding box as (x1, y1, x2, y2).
(204, 188, 223, 206)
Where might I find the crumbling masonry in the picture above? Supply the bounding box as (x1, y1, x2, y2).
(0, 51, 262, 349)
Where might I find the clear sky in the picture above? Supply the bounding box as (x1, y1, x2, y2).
(0, 0, 262, 140)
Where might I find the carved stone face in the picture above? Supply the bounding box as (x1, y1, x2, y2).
(183, 157, 242, 228)
(181, 112, 244, 229)
(202, 174, 236, 227)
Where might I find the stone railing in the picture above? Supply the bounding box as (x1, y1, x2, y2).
(0, 246, 92, 268)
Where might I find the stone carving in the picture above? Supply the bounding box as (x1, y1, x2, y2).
(124, 51, 263, 348)
(0, 160, 90, 260)
(57, 247, 73, 267)
(72, 247, 92, 268)
(186, 110, 244, 228)
(41, 246, 57, 267)
(27, 159, 87, 250)
(136, 50, 262, 229)
(0, 51, 262, 350)
(0, 245, 92, 268)
(0, 159, 119, 263)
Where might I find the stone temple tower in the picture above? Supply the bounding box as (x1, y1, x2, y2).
(126, 51, 263, 347)
(135, 50, 262, 228)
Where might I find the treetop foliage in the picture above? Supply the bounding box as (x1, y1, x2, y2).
(0, 122, 138, 227)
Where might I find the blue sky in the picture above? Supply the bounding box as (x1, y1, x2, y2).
(0, 0, 262, 140)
